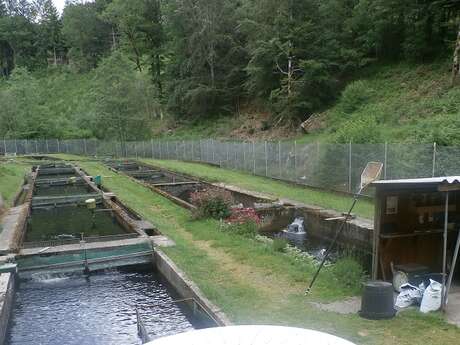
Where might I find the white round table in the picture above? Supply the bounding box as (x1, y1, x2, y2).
(147, 325, 356, 345)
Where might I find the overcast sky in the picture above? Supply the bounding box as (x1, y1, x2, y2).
(53, 0, 66, 13)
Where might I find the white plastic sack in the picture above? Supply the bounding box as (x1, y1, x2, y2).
(420, 279, 442, 313)
(395, 283, 424, 309)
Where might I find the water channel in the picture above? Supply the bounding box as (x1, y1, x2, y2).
(6, 266, 211, 345)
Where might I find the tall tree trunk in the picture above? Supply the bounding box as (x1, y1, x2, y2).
(111, 26, 117, 50)
(127, 32, 142, 72)
(451, 24, 460, 86)
(154, 53, 162, 98)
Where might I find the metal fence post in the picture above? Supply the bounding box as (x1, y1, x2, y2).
(57, 139, 60, 153)
(265, 141, 268, 177)
(191, 140, 194, 161)
(294, 140, 297, 182)
(348, 141, 352, 193)
(432, 142, 437, 177)
(83, 139, 87, 155)
(3, 138, 6, 155)
(212, 139, 215, 163)
(182, 140, 187, 161)
(35, 140, 38, 154)
(384, 142, 388, 179)
(253, 141, 256, 175)
(235, 142, 238, 170)
(46, 139, 49, 153)
(243, 141, 246, 170)
(14, 139, 17, 154)
(278, 141, 282, 178)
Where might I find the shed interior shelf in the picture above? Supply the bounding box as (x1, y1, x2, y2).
(380, 227, 459, 239)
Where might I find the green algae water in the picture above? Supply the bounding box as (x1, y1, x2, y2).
(33, 183, 94, 197)
(26, 205, 128, 241)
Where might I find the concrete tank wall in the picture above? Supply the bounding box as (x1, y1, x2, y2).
(259, 204, 373, 253)
(154, 249, 231, 327)
(0, 273, 15, 345)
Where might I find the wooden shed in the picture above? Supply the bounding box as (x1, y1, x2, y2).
(371, 177, 460, 307)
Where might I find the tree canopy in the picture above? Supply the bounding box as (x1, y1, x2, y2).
(1, 0, 460, 139)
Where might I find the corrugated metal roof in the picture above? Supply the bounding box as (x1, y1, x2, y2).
(373, 176, 460, 185)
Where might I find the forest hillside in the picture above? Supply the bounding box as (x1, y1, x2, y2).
(1, 0, 460, 144)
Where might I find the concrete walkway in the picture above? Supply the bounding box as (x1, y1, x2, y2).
(0, 205, 28, 254)
(311, 291, 460, 327)
(19, 235, 174, 256)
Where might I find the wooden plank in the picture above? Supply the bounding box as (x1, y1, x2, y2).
(438, 184, 460, 192)
(152, 181, 200, 187)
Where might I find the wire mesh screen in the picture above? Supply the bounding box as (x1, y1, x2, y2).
(2, 138, 459, 195)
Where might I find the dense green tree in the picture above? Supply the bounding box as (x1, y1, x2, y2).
(62, 1, 111, 70)
(2, 0, 460, 139)
(0, 14, 39, 71)
(165, 0, 247, 117)
(102, 0, 165, 97)
(35, 0, 64, 65)
(103, 0, 147, 72)
(84, 50, 157, 142)
(0, 67, 56, 137)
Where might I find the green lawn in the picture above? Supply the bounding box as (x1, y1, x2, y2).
(48, 153, 375, 218)
(77, 159, 460, 345)
(0, 161, 30, 207)
(140, 159, 375, 219)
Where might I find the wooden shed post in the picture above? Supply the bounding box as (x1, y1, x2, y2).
(442, 191, 449, 310)
(372, 187, 382, 280)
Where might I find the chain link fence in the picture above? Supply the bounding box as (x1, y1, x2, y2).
(1, 138, 455, 195)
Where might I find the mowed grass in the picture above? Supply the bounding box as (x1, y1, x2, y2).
(140, 158, 375, 219)
(0, 160, 30, 206)
(48, 153, 375, 218)
(77, 160, 460, 345)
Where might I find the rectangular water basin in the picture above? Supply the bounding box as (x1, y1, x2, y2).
(33, 180, 95, 197)
(6, 265, 216, 345)
(26, 203, 134, 242)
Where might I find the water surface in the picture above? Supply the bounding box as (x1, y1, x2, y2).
(7, 269, 197, 345)
(26, 205, 128, 241)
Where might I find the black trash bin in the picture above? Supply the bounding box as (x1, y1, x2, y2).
(359, 280, 396, 320)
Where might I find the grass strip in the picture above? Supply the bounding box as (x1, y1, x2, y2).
(141, 159, 375, 219)
(77, 160, 460, 345)
(0, 161, 30, 207)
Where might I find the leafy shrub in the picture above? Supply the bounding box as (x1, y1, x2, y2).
(224, 220, 259, 238)
(221, 207, 261, 238)
(333, 115, 383, 143)
(226, 207, 261, 225)
(338, 80, 374, 114)
(190, 188, 234, 219)
(272, 237, 288, 253)
(331, 256, 366, 292)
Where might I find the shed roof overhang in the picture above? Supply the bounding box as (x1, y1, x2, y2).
(372, 176, 460, 191)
